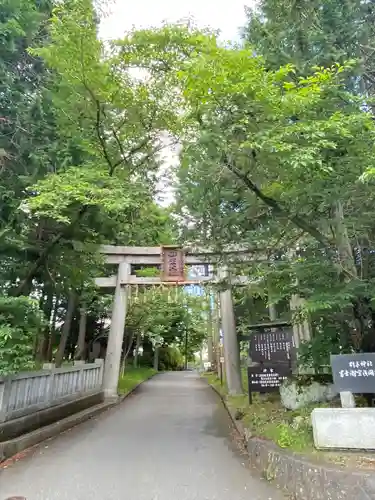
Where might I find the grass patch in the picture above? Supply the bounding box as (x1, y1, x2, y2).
(204, 370, 375, 469)
(204, 370, 335, 455)
(240, 393, 316, 452)
(118, 366, 157, 395)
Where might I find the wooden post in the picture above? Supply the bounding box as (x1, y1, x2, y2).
(219, 267, 243, 395)
(103, 261, 130, 398)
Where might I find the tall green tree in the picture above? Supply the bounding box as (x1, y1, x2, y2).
(118, 25, 375, 365)
(23, 0, 178, 289)
(0, 0, 55, 286)
(243, 0, 375, 94)
(126, 287, 207, 368)
(0, 1, 177, 368)
(242, 0, 375, 364)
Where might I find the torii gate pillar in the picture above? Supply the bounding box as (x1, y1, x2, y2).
(219, 267, 243, 395)
(103, 261, 130, 398)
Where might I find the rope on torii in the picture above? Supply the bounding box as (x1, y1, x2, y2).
(127, 280, 199, 307)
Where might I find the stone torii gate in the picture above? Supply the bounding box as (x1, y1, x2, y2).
(95, 245, 253, 398)
(95, 245, 311, 397)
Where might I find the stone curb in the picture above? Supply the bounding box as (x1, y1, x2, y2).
(0, 399, 118, 463)
(0, 372, 158, 464)
(208, 382, 248, 439)
(206, 380, 375, 500)
(117, 370, 159, 401)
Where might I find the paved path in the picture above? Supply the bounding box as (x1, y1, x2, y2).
(0, 372, 284, 500)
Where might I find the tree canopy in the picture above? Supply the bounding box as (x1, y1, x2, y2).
(119, 22, 375, 366)
(0, 0, 178, 372)
(3, 0, 375, 374)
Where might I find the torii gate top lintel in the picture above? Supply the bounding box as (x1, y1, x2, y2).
(100, 244, 260, 264)
(96, 244, 260, 287)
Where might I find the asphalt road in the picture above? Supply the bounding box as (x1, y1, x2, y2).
(0, 372, 283, 500)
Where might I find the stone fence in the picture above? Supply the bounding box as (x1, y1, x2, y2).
(0, 360, 104, 423)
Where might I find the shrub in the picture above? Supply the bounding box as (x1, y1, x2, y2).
(0, 296, 46, 375)
(159, 346, 184, 371)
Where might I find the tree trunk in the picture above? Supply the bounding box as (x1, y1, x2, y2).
(331, 201, 375, 356)
(120, 330, 135, 376)
(133, 331, 141, 368)
(75, 308, 87, 360)
(153, 345, 159, 371)
(41, 287, 54, 361)
(268, 303, 277, 321)
(214, 293, 221, 377)
(55, 290, 76, 367)
(267, 276, 278, 329)
(34, 288, 46, 361)
(48, 292, 60, 361)
(268, 302, 278, 333)
(332, 200, 357, 279)
(124, 329, 135, 363)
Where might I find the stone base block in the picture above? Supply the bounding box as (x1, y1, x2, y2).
(280, 380, 337, 410)
(0, 391, 104, 442)
(312, 408, 375, 449)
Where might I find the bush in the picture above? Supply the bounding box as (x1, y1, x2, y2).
(137, 351, 154, 368)
(0, 296, 46, 375)
(159, 346, 184, 371)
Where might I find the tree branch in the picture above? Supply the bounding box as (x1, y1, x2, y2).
(132, 139, 179, 171)
(15, 206, 87, 296)
(93, 97, 115, 175)
(111, 126, 127, 167)
(112, 136, 150, 170)
(78, 33, 115, 175)
(222, 156, 332, 249)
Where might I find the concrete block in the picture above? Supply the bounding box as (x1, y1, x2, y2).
(0, 391, 104, 442)
(312, 408, 375, 449)
(0, 398, 117, 462)
(340, 391, 355, 408)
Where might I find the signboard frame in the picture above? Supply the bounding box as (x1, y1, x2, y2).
(331, 353, 375, 394)
(248, 364, 291, 403)
(242, 321, 295, 404)
(249, 328, 296, 364)
(161, 245, 185, 282)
